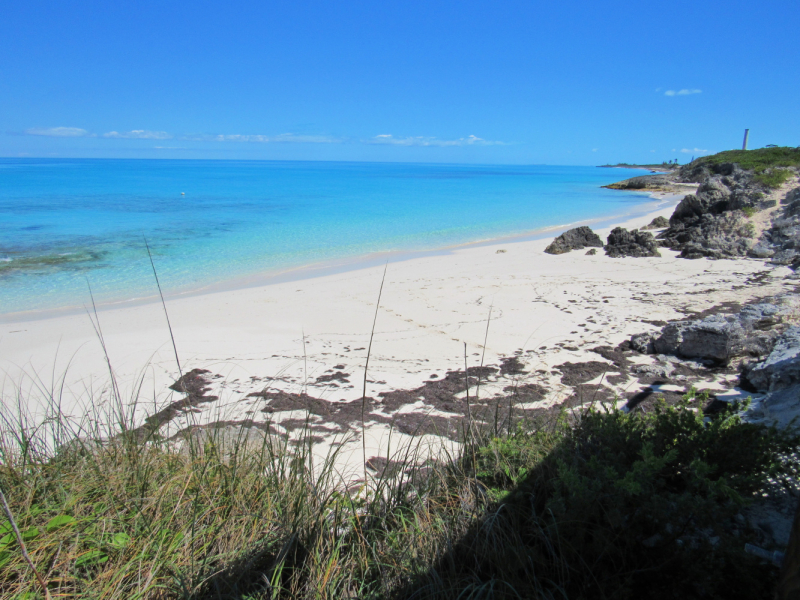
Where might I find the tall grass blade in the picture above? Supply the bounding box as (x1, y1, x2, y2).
(362, 262, 388, 487)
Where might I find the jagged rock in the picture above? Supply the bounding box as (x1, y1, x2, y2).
(544, 226, 603, 255)
(605, 227, 660, 258)
(743, 326, 800, 392)
(653, 314, 746, 361)
(670, 194, 708, 224)
(642, 216, 669, 230)
(630, 332, 656, 354)
(661, 211, 756, 259)
(585, 248, 597, 255)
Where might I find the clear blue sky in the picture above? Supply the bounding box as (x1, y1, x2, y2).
(2, 0, 798, 165)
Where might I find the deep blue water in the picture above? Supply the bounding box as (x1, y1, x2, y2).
(0, 158, 649, 315)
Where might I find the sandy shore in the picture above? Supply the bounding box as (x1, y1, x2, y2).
(2, 190, 797, 481)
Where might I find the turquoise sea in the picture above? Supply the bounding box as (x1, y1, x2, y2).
(0, 159, 651, 316)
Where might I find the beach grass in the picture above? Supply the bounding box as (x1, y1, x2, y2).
(0, 371, 796, 599)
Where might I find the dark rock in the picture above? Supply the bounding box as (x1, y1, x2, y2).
(585, 248, 597, 255)
(661, 211, 756, 259)
(604, 227, 661, 258)
(654, 163, 789, 259)
(544, 226, 604, 255)
(670, 194, 708, 224)
(653, 314, 746, 361)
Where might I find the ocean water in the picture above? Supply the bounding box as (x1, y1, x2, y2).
(0, 158, 651, 316)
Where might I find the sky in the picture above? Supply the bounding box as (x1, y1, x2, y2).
(1, 0, 798, 165)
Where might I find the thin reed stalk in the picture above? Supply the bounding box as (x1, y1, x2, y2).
(361, 263, 388, 488)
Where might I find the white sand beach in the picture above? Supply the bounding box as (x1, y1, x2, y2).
(2, 191, 796, 481)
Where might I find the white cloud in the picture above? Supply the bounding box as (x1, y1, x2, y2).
(25, 127, 89, 137)
(183, 133, 340, 144)
(367, 134, 506, 147)
(664, 89, 702, 96)
(104, 129, 172, 140)
(680, 148, 709, 154)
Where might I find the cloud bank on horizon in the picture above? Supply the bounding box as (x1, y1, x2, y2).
(25, 127, 91, 137)
(20, 128, 510, 147)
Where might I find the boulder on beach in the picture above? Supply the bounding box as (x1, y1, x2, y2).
(631, 303, 787, 362)
(653, 314, 746, 361)
(544, 226, 603, 255)
(604, 227, 661, 258)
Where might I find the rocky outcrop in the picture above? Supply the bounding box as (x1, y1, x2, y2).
(631, 302, 791, 363)
(743, 327, 800, 392)
(625, 298, 800, 428)
(742, 325, 800, 431)
(602, 174, 675, 190)
(655, 164, 769, 259)
(544, 226, 603, 255)
(752, 187, 800, 266)
(663, 211, 757, 259)
(604, 228, 660, 258)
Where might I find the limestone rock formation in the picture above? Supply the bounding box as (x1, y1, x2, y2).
(743, 326, 800, 392)
(604, 227, 660, 258)
(544, 226, 603, 255)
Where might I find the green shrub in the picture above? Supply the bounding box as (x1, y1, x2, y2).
(754, 168, 793, 189)
(431, 399, 800, 600)
(696, 147, 800, 171)
(741, 206, 757, 218)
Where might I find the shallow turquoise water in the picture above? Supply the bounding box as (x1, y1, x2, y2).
(0, 159, 649, 315)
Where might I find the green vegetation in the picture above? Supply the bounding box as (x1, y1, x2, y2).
(754, 168, 794, 189)
(741, 206, 757, 218)
(1, 384, 796, 599)
(692, 147, 800, 189)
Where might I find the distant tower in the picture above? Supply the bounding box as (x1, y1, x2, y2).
(742, 129, 750, 150)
